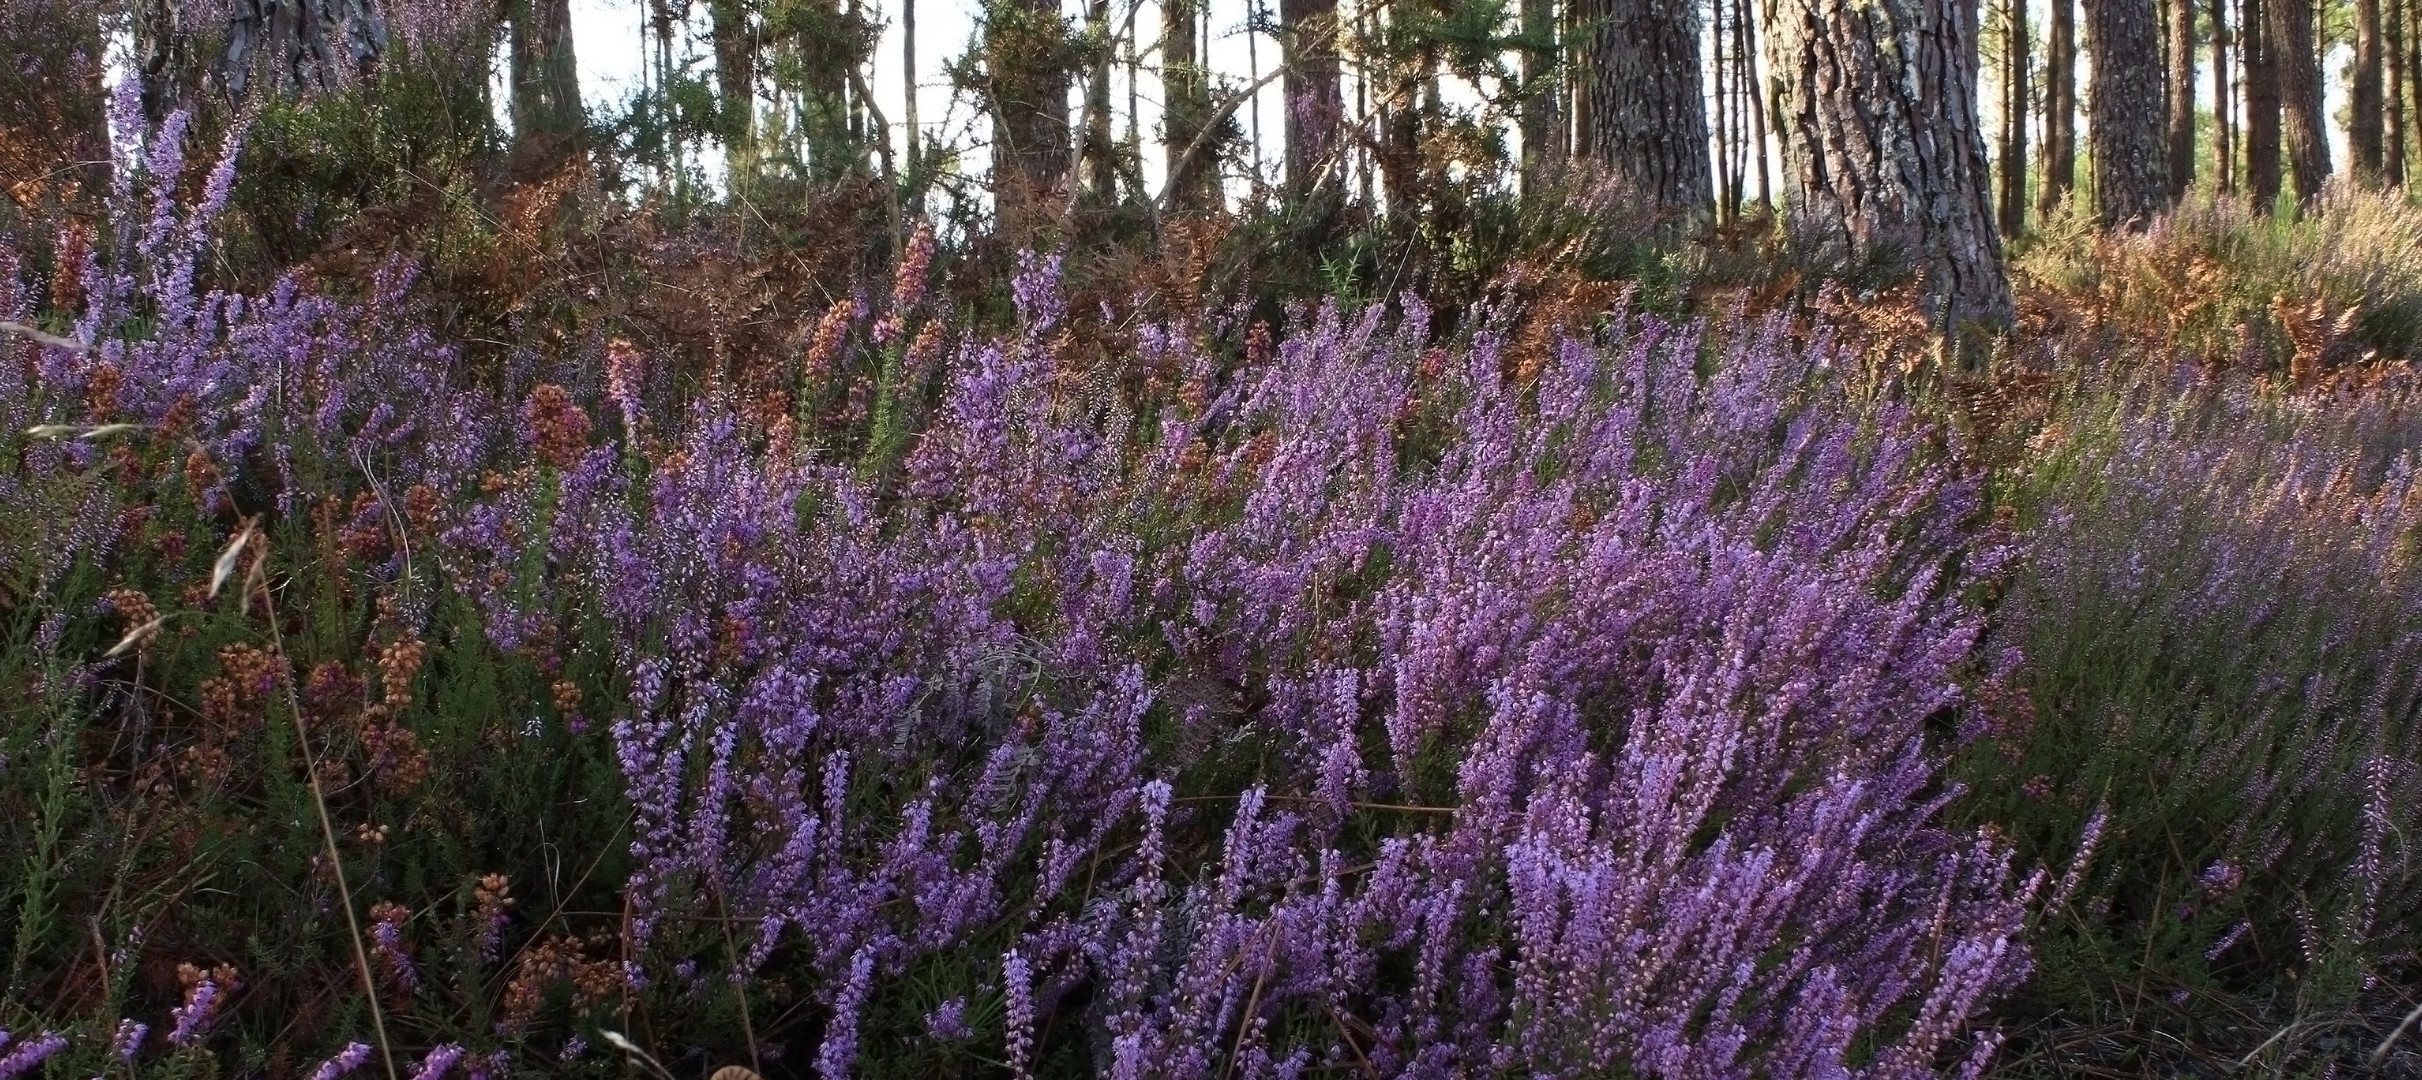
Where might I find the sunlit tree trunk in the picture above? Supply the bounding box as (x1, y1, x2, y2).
(2000, 0, 2029, 236)
(1585, 0, 1712, 223)
(2356, 0, 2386, 182)
(2040, 0, 2078, 216)
(2266, 0, 2329, 202)
(2088, 0, 2169, 226)
(2245, 0, 2284, 208)
(2168, 0, 2197, 201)
(1765, 0, 2013, 329)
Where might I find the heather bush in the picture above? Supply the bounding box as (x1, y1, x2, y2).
(1963, 369, 2422, 1072)
(0, 103, 2039, 1072)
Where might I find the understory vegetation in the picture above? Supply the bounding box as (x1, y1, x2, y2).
(5, 14, 2422, 1080)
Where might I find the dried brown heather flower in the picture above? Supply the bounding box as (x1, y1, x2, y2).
(550, 679, 582, 713)
(403, 483, 441, 534)
(341, 492, 389, 560)
(360, 720, 429, 794)
(522, 384, 592, 469)
(84, 361, 121, 419)
(377, 637, 426, 708)
(303, 662, 365, 719)
(107, 587, 161, 629)
(178, 742, 232, 788)
(805, 298, 854, 382)
(498, 936, 578, 1033)
(183, 448, 220, 493)
(50, 223, 88, 313)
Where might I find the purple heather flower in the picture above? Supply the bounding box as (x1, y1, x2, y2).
(306, 1042, 374, 1080)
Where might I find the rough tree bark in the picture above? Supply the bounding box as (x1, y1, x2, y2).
(2040, 0, 2078, 217)
(1764, 0, 2014, 329)
(2266, 0, 2330, 201)
(508, 0, 583, 153)
(2168, 0, 2197, 201)
(220, 0, 387, 99)
(2088, 0, 2169, 226)
(987, 0, 1073, 231)
(2357, 0, 2385, 182)
(2245, 0, 2283, 207)
(1584, 0, 1712, 223)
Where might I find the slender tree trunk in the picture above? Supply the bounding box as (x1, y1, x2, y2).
(2266, 0, 2330, 201)
(707, 0, 755, 163)
(2391, 0, 2408, 184)
(2357, 0, 2386, 182)
(2168, 0, 2197, 200)
(1521, 0, 1565, 190)
(1161, 0, 1216, 210)
(1586, 0, 1713, 224)
(2087, 0, 2169, 225)
(2245, 0, 2284, 206)
(1714, 0, 1734, 223)
(1281, 0, 1345, 197)
(988, 0, 1073, 231)
(1082, 0, 1117, 202)
(1764, 0, 2013, 328)
(2215, 0, 2234, 192)
(904, 0, 920, 179)
(1742, 0, 1770, 210)
(2001, 0, 2030, 236)
(2041, 0, 2078, 216)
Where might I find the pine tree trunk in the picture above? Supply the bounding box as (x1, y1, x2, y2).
(1280, 0, 1345, 196)
(2001, 0, 2030, 236)
(1082, 0, 1117, 202)
(1161, 0, 1216, 211)
(2215, 0, 2234, 192)
(988, 0, 1072, 231)
(1521, 0, 1565, 190)
(708, 0, 755, 157)
(2087, 0, 2169, 226)
(508, 0, 583, 156)
(2266, 0, 2330, 201)
(2245, 0, 2284, 207)
(221, 0, 388, 99)
(1765, 0, 2013, 328)
(2357, 0, 2385, 182)
(1586, 0, 1713, 224)
(2391, 0, 2408, 184)
(2040, 0, 2078, 216)
(2168, 0, 2198, 200)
